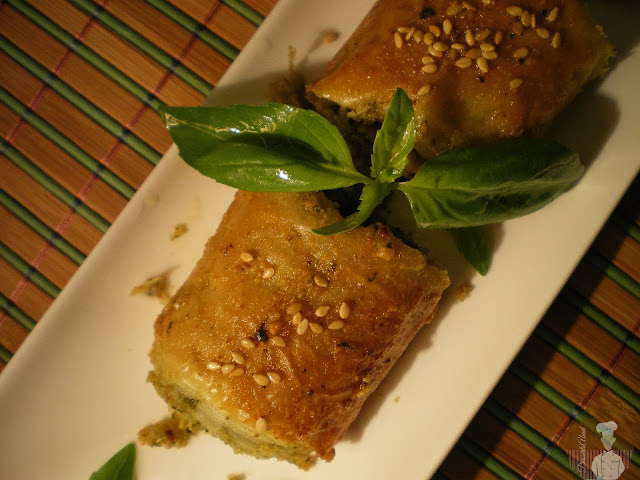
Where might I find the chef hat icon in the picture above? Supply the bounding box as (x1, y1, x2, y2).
(596, 421, 618, 438)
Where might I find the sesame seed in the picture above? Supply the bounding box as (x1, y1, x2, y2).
(477, 57, 489, 73)
(447, 48, 459, 59)
(482, 0, 492, 4)
(494, 31, 503, 45)
(297, 318, 309, 335)
(240, 252, 254, 263)
(271, 336, 286, 347)
(479, 42, 495, 52)
(267, 371, 281, 384)
(253, 373, 270, 386)
(446, 2, 463, 15)
(376, 247, 395, 261)
(535, 27, 550, 39)
(313, 275, 329, 287)
(422, 55, 435, 64)
(429, 25, 441, 37)
(551, 31, 561, 48)
(241, 338, 256, 349)
(442, 19, 453, 35)
(286, 302, 302, 315)
(339, 302, 351, 319)
(267, 322, 281, 335)
(512, 22, 524, 35)
(262, 267, 275, 279)
(328, 320, 345, 330)
(432, 41, 449, 52)
(394, 31, 403, 49)
(221, 363, 236, 375)
(405, 26, 416, 41)
(520, 11, 532, 27)
(506, 5, 522, 16)
(482, 50, 498, 60)
(475, 29, 491, 42)
(451, 42, 466, 50)
(513, 47, 529, 59)
(462, 1, 476, 11)
(292, 312, 302, 325)
(510, 78, 524, 89)
(417, 84, 432, 96)
(465, 48, 482, 59)
(421, 63, 438, 74)
(547, 6, 559, 22)
(413, 30, 424, 42)
(309, 322, 324, 333)
(315, 305, 330, 317)
(465, 29, 475, 46)
(231, 352, 245, 365)
(531, 13, 536, 29)
(396, 26, 410, 33)
(256, 417, 267, 433)
(428, 45, 443, 57)
(230, 367, 244, 377)
(206, 361, 221, 371)
(423, 32, 435, 45)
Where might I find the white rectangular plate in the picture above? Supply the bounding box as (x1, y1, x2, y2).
(0, 1, 638, 479)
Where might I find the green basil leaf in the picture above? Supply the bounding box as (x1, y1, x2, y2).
(449, 227, 491, 276)
(371, 88, 415, 182)
(88, 443, 135, 480)
(312, 182, 394, 235)
(160, 104, 370, 191)
(399, 138, 584, 228)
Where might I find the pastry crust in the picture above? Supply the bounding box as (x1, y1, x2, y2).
(148, 191, 449, 468)
(306, 0, 615, 165)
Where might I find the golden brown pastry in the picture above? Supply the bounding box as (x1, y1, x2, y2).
(306, 0, 615, 165)
(148, 191, 449, 468)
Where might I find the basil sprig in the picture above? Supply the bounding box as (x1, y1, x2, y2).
(88, 443, 135, 480)
(160, 89, 584, 274)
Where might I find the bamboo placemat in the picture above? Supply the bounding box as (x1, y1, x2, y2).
(0, 1, 638, 478)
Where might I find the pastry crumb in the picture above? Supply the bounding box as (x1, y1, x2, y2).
(393, 396, 400, 403)
(138, 413, 198, 448)
(455, 283, 473, 301)
(131, 274, 171, 303)
(320, 29, 339, 44)
(227, 474, 247, 480)
(171, 223, 188, 240)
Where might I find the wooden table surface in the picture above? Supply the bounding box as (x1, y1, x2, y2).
(0, 1, 638, 478)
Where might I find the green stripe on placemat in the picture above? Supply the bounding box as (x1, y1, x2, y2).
(0, 34, 162, 166)
(146, 0, 240, 61)
(611, 209, 640, 244)
(0, 241, 60, 299)
(70, 0, 213, 96)
(6, 0, 164, 112)
(456, 436, 524, 480)
(585, 249, 640, 300)
(0, 343, 12, 364)
(0, 291, 37, 331)
(221, 0, 266, 26)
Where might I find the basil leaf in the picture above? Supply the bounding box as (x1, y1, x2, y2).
(371, 88, 415, 182)
(449, 227, 491, 276)
(399, 138, 584, 228)
(88, 443, 135, 480)
(313, 182, 394, 235)
(160, 104, 370, 192)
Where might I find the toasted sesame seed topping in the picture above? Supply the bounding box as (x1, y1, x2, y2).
(475, 29, 491, 42)
(230, 367, 244, 377)
(292, 312, 302, 325)
(422, 63, 438, 74)
(433, 41, 449, 52)
(240, 251, 254, 263)
(286, 302, 302, 315)
(313, 274, 329, 287)
(428, 45, 443, 57)
(396, 26, 410, 33)
(428, 25, 441, 37)
(253, 373, 270, 386)
(339, 302, 351, 319)
(241, 338, 256, 349)
(455, 57, 473, 68)
(547, 6, 559, 22)
(466, 48, 482, 59)
(417, 84, 432, 96)
(535, 27, 550, 39)
(446, 2, 463, 16)
(271, 336, 286, 347)
(267, 322, 281, 335)
(256, 417, 267, 433)
(309, 322, 324, 333)
(267, 371, 281, 384)
(506, 5, 522, 17)
(422, 55, 435, 64)
(513, 47, 529, 59)
(531, 13, 536, 29)
(482, 0, 492, 4)
(477, 57, 489, 73)
(231, 352, 245, 365)
(206, 361, 221, 371)
(328, 320, 345, 330)
(405, 26, 416, 41)
(221, 363, 236, 375)
(482, 50, 498, 60)
(451, 42, 466, 51)
(551, 31, 561, 49)
(394, 31, 403, 49)
(262, 267, 275, 280)
(462, 1, 476, 11)
(413, 29, 424, 42)
(315, 305, 330, 317)
(510, 78, 524, 89)
(520, 10, 532, 27)
(479, 42, 495, 52)
(423, 32, 435, 45)
(296, 318, 309, 335)
(494, 31, 503, 45)
(442, 19, 453, 35)
(465, 29, 475, 46)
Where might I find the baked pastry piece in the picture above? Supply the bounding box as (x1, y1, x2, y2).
(148, 191, 449, 468)
(306, 0, 615, 165)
